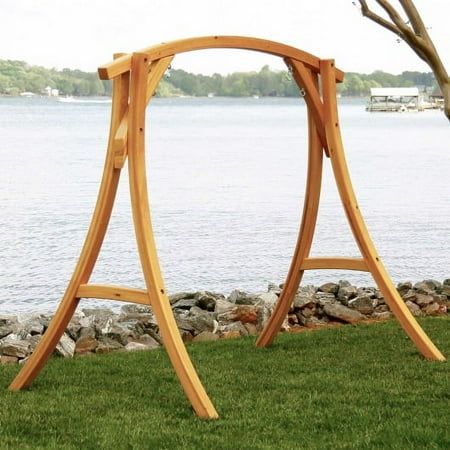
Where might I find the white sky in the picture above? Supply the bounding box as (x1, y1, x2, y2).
(1, 0, 449, 75)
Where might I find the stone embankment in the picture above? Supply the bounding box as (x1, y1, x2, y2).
(1, 279, 449, 364)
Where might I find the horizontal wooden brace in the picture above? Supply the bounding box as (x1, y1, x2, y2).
(76, 284, 150, 305)
(300, 257, 369, 272)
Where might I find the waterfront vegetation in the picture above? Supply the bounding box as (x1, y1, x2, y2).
(0, 317, 448, 449)
(0, 58, 438, 98)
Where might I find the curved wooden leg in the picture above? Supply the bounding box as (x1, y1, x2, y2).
(256, 106, 323, 347)
(9, 63, 130, 391)
(320, 60, 445, 361)
(128, 53, 218, 419)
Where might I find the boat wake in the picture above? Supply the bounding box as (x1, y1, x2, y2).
(58, 97, 111, 104)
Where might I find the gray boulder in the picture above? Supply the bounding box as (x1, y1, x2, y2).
(195, 291, 221, 311)
(95, 337, 124, 354)
(214, 298, 235, 315)
(293, 285, 316, 308)
(219, 321, 249, 337)
(414, 280, 441, 294)
(315, 292, 336, 307)
(323, 303, 365, 324)
(348, 295, 375, 315)
(441, 284, 450, 296)
(23, 318, 44, 336)
(192, 331, 219, 342)
(54, 333, 75, 358)
(187, 307, 216, 334)
(0, 315, 18, 326)
(319, 282, 339, 295)
(82, 308, 113, 317)
(0, 334, 30, 358)
(405, 300, 421, 316)
(169, 292, 196, 305)
(125, 335, 159, 351)
(75, 336, 98, 355)
(337, 281, 358, 304)
(172, 298, 196, 310)
(414, 293, 434, 307)
(397, 282, 412, 296)
(228, 289, 257, 305)
(0, 325, 14, 339)
(255, 292, 278, 308)
(267, 283, 282, 295)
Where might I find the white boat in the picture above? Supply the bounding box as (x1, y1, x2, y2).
(58, 96, 75, 103)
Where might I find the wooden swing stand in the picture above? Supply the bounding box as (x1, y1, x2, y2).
(9, 36, 445, 419)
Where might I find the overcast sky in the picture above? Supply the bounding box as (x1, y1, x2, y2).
(1, 0, 449, 75)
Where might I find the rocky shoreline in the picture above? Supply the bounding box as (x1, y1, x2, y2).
(1, 279, 449, 364)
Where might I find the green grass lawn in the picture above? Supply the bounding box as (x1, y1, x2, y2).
(1, 317, 449, 449)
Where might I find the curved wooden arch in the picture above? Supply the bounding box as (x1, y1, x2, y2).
(98, 35, 344, 81)
(10, 37, 445, 421)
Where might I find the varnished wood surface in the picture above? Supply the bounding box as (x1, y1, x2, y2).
(256, 86, 324, 347)
(128, 53, 218, 418)
(320, 59, 444, 361)
(98, 36, 344, 82)
(9, 55, 131, 391)
(300, 257, 368, 272)
(284, 58, 329, 156)
(77, 284, 150, 305)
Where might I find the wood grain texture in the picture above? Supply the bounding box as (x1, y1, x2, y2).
(77, 284, 150, 305)
(127, 52, 218, 418)
(256, 76, 324, 347)
(113, 56, 173, 169)
(284, 58, 329, 156)
(98, 36, 344, 82)
(9, 55, 131, 391)
(300, 257, 368, 271)
(320, 59, 444, 361)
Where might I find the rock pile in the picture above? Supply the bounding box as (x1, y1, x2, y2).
(1, 279, 449, 364)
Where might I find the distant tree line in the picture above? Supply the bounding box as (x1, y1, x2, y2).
(0, 59, 437, 98)
(0, 60, 111, 96)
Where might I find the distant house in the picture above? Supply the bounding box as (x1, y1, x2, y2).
(366, 87, 421, 112)
(44, 86, 59, 97)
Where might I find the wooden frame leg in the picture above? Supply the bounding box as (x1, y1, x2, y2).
(128, 53, 218, 419)
(9, 61, 130, 391)
(256, 105, 323, 347)
(320, 60, 445, 361)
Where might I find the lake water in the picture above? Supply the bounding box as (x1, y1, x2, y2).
(0, 96, 449, 314)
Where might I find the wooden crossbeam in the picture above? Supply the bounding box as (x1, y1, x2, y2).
(77, 284, 150, 305)
(300, 257, 369, 272)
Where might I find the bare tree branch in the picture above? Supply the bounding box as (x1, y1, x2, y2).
(398, 0, 427, 37)
(359, 0, 400, 35)
(375, 0, 424, 46)
(358, 0, 427, 61)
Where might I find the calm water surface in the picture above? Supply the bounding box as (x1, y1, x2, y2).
(0, 96, 449, 314)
